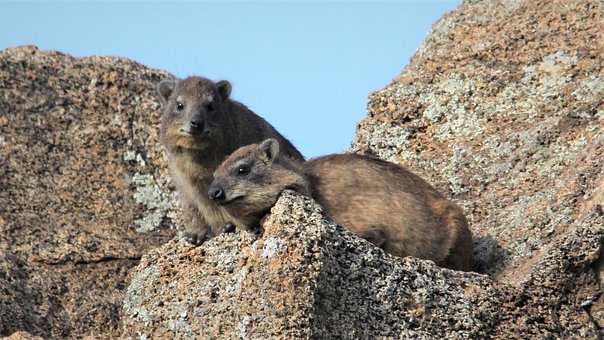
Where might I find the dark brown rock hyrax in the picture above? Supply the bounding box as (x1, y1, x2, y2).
(208, 139, 473, 271)
(157, 77, 304, 244)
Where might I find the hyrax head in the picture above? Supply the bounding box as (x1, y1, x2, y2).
(208, 139, 283, 224)
(157, 76, 232, 151)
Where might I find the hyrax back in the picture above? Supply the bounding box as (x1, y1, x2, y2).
(210, 139, 473, 271)
(157, 76, 304, 244)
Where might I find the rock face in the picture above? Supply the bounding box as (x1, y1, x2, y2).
(123, 191, 602, 339)
(2, 0, 604, 338)
(122, 191, 508, 339)
(351, 0, 604, 333)
(123, 0, 603, 338)
(0, 46, 177, 338)
(354, 0, 604, 276)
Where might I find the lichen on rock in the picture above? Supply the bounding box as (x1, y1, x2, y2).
(2, 0, 604, 338)
(131, 173, 174, 233)
(122, 191, 603, 338)
(0, 45, 176, 338)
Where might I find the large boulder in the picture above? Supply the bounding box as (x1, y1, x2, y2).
(122, 191, 602, 338)
(352, 0, 604, 329)
(0, 46, 177, 338)
(123, 0, 603, 338)
(122, 191, 502, 339)
(353, 0, 604, 280)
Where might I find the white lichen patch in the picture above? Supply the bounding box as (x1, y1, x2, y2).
(262, 237, 285, 259)
(418, 75, 484, 141)
(442, 144, 471, 195)
(238, 315, 252, 339)
(572, 76, 604, 102)
(132, 173, 173, 233)
(123, 150, 137, 162)
(538, 51, 578, 75)
(501, 0, 524, 11)
(522, 51, 577, 101)
(435, 108, 485, 141)
(123, 265, 160, 323)
(352, 122, 414, 163)
(416, 14, 457, 61)
(226, 267, 249, 295)
(214, 249, 237, 272)
(123, 150, 147, 167)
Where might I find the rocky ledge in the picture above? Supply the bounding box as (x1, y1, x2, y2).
(122, 191, 602, 338)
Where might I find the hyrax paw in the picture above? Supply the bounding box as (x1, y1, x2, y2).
(182, 230, 208, 246)
(222, 223, 236, 234)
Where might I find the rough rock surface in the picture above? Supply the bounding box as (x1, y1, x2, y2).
(123, 0, 603, 338)
(352, 0, 604, 330)
(123, 191, 602, 339)
(122, 191, 501, 339)
(0, 46, 177, 338)
(353, 0, 603, 279)
(2, 0, 604, 338)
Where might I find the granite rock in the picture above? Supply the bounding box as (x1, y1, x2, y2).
(3, 0, 604, 337)
(353, 0, 603, 278)
(124, 0, 603, 338)
(122, 191, 602, 338)
(0, 46, 176, 338)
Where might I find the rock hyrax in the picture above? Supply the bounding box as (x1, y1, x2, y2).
(208, 139, 473, 271)
(157, 77, 304, 244)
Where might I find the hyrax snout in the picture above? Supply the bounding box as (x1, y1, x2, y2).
(157, 77, 304, 245)
(210, 139, 473, 271)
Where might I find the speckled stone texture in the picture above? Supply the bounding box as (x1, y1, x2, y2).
(123, 191, 602, 339)
(122, 0, 603, 338)
(352, 0, 603, 333)
(122, 191, 501, 339)
(123, 192, 322, 339)
(3, 0, 604, 337)
(353, 0, 603, 278)
(0, 46, 177, 338)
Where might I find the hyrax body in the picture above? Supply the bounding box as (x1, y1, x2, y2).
(157, 77, 304, 244)
(209, 139, 473, 271)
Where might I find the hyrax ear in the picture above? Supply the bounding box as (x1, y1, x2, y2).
(157, 79, 176, 104)
(258, 138, 280, 164)
(216, 80, 232, 101)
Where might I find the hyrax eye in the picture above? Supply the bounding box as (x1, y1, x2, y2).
(237, 166, 250, 175)
(176, 102, 184, 111)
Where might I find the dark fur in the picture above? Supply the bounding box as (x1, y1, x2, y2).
(158, 77, 304, 244)
(210, 139, 473, 271)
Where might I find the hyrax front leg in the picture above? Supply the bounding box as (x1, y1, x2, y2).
(222, 223, 236, 234)
(181, 200, 212, 246)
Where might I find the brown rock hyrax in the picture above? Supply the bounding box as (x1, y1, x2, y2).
(208, 139, 473, 271)
(157, 77, 304, 244)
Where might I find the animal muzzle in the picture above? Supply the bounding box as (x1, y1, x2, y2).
(208, 184, 226, 202)
(179, 119, 205, 136)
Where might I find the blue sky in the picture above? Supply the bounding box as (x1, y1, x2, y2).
(1, 1, 460, 158)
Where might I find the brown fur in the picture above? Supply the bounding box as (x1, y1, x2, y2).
(210, 139, 473, 271)
(158, 76, 304, 244)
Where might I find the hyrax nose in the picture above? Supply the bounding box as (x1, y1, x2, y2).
(189, 118, 204, 131)
(208, 186, 225, 201)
